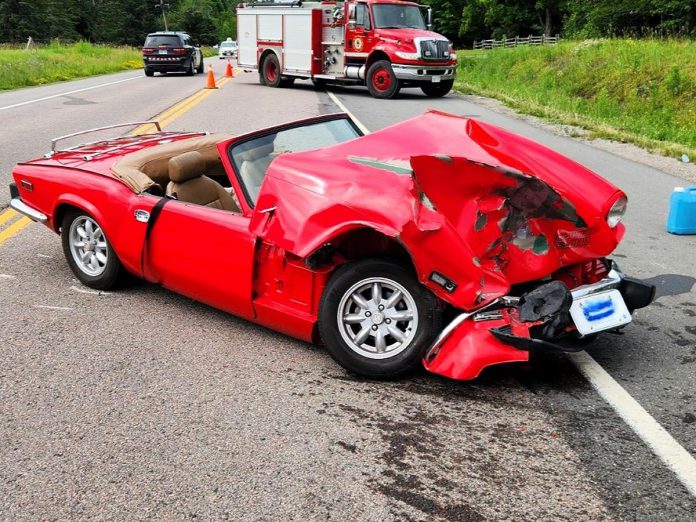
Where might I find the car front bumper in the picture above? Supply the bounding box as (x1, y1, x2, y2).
(391, 64, 456, 82)
(423, 268, 656, 380)
(8, 183, 47, 223)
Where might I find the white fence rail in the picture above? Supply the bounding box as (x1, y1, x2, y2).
(473, 35, 560, 50)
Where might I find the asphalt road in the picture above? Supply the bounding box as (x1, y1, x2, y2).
(1, 68, 695, 520)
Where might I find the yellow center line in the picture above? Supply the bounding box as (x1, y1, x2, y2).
(0, 208, 19, 228)
(0, 216, 32, 246)
(131, 74, 233, 135)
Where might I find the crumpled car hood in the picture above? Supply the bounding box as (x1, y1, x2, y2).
(252, 110, 625, 309)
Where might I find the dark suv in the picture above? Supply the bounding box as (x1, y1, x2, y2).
(142, 32, 204, 77)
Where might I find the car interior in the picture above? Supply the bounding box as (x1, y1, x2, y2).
(111, 132, 243, 212)
(110, 117, 361, 213)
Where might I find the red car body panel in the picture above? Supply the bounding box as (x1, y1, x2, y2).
(11, 111, 635, 380)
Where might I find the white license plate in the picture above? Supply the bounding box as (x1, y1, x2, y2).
(158, 50, 167, 55)
(431, 76, 441, 83)
(570, 289, 632, 336)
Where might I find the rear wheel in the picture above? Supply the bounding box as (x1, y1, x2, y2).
(61, 210, 123, 290)
(262, 53, 281, 87)
(196, 55, 204, 74)
(144, 68, 154, 77)
(421, 79, 454, 98)
(186, 59, 195, 76)
(319, 259, 442, 378)
(366, 60, 400, 99)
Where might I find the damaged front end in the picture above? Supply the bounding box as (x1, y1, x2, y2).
(423, 262, 655, 380)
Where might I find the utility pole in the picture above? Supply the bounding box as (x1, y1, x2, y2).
(155, 0, 170, 31)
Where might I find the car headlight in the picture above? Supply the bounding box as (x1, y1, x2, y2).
(607, 196, 627, 228)
(395, 51, 419, 60)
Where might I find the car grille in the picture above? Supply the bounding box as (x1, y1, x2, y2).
(419, 40, 449, 61)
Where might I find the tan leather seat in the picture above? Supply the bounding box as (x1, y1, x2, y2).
(238, 142, 275, 204)
(166, 151, 239, 212)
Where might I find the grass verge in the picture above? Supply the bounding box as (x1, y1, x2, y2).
(456, 39, 696, 160)
(0, 41, 143, 90)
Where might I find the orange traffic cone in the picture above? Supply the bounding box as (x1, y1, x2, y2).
(225, 59, 233, 78)
(205, 64, 217, 89)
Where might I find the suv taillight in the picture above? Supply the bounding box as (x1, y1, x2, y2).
(172, 48, 187, 55)
(142, 48, 155, 55)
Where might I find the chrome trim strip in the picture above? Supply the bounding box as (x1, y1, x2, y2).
(10, 198, 47, 224)
(570, 269, 623, 299)
(424, 299, 501, 362)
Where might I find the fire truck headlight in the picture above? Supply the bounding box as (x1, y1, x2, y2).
(395, 51, 420, 60)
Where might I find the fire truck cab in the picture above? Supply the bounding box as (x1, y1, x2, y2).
(237, 0, 457, 99)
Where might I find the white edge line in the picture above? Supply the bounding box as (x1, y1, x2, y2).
(325, 91, 696, 498)
(32, 305, 74, 311)
(70, 285, 110, 296)
(570, 351, 696, 496)
(0, 75, 141, 112)
(326, 91, 371, 135)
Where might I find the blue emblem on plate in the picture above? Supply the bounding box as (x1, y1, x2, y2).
(582, 296, 615, 322)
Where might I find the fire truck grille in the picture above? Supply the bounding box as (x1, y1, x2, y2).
(419, 40, 449, 61)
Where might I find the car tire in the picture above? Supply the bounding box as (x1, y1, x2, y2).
(366, 60, 400, 99)
(186, 59, 195, 76)
(144, 68, 154, 77)
(61, 210, 123, 290)
(261, 53, 282, 87)
(196, 55, 204, 74)
(421, 79, 454, 98)
(318, 259, 442, 378)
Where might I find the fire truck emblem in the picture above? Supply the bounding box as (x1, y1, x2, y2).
(353, 37, 364, 51)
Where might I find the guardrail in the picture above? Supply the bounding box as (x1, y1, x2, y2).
(473, 35, 560, 50)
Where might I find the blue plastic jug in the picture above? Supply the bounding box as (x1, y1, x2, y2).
(666, 187, 696, 235)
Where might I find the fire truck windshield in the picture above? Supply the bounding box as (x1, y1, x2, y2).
(372, 4, 426, 30)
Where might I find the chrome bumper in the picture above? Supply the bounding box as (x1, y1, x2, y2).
(391, 64, 456, 82)
(10, 198, 47, 224)
(425, 268, 655, 360)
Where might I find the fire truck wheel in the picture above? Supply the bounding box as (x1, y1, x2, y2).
(421, 79, 454, 98)
(261, 53, 282, 88)
(366, 60, 400, 99)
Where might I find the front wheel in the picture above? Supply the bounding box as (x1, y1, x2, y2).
(61, 210, 123, 290)
(366, 60, 400, 99)
(421, 79, 454, 98)
(319, 259, 442, 378)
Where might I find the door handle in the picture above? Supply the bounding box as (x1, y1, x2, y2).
(134, 209, 150, 222)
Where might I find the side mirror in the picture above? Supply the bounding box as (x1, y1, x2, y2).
(427, 7, 433, 30)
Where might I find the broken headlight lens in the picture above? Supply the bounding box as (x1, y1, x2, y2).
(607, 196, 627, 228)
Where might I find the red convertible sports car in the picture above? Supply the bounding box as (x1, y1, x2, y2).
(9, 111, 654, 380)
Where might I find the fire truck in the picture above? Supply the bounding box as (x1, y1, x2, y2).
(236, 0, 457, 99)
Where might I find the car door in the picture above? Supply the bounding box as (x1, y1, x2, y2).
(144, 199, 256, 320)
